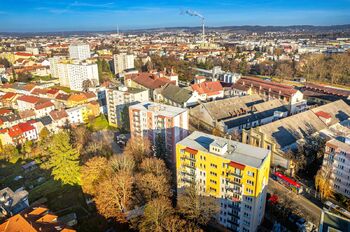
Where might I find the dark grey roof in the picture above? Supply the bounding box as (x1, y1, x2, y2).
(193, 95, 263, 121)
(37, 116, 52, 126)
(321, 211, 350, 232)
(224, 104, 288, 129)
(0, 187, 29, 215)
(259, 100, 350, 149)
(0, 113, 21, 123)
(160, 84, 193, 105)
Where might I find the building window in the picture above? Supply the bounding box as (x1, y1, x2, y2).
(247, 180, 254, 186)
(247, 171, 255, 177)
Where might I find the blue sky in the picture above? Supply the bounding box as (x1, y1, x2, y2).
(1, 0, 350, 32)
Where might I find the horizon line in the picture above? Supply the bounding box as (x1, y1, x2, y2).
(1, 23, 350, 34)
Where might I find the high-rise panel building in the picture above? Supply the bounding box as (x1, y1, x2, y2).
(58, 62, 99, 91)
(113, 53, 135, 74)
(176, 131, 270, 232)
(129, 102, 189, 163)
(322, 138, 350, 198)
(106, 86, 149, 128)
(49, 56, 62, 78)
(69, 43, 91, 60)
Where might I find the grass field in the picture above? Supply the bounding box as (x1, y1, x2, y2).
(88, 115, 110, 131)
(0, 159, 90, 219)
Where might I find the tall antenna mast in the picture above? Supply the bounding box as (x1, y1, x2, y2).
(202, 18, 205, 43)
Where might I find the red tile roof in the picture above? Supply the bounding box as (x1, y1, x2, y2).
(0, 108, 12, 115)
(315, 111, 332, 119)
(31, 88, 48, 96)
(1, 92, 17, 100)
(55, 93, 70, 101)
(305, 83, 350, 97)
(19, 109, 36, 119)
(238, 76, 297, 96)
(34, 101, 54, 110)
(0, 207, 76, 232)
(8, 125, 23, 138)
(17, 95, 41, 104)
(83, 91, 96, 99)
(126, 72, 175, 90)
(18, 122, 35, 133)
(49, 109, 68, 120)
(46, 88, 60, 95)
(14, 52, 33, 57)
(191, 81, 223, 96)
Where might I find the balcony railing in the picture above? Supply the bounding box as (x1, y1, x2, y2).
(181, 177, 195, 184)
(226, 178, 242, 186)
(228, 172, 243, 178)
(182, 164, 196, 169)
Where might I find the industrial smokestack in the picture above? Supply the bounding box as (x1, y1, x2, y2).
(182, 9, 205, 42)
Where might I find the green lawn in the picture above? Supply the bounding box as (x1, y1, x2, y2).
(0, 160, 24, 190)
(32, 75, 52, 82)
(88, 115, 110, 131)
(54, 85, 78, 93)
(0, 158, 89, 220)
(29, 179, 88, 217)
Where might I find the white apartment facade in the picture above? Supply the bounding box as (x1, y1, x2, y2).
(322, 138, 350, 198)
(49, 56, 62, 78)
(129, 102, 189, 163)
(106, 86, 149, 128)
(69, 43, 91, 60)
(66, 106, 85, 125)
(58, 62, 99, 91)
(113, 53, 135, 74)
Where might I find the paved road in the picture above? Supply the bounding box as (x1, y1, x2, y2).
(268, 178, 322, 224)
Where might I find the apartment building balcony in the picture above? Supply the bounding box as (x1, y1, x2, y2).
(181, 164, 196, 170)
(182, 154, 196, 161)
(226, 178, 242, 187)
(227, 219, 240, 228)
(227, 171, 243, 179)
(228, 204, 241, 211)
(227, 211, 240, 219)
(180, 171, 195, 177)
(226, 187, 242, 195)
(181, 177, 195, 184)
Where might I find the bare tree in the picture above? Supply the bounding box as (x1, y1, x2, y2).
(124, 137, 151, 165)
(139, 197, 174, 232)
(135, 158, 172, 203)
(177, 185, 219, 226)
(164, 215, 203, 232)
(94, 171, 134, 222)
(81, 156, 112, 195)
(110, 154, 135, 174)
(275, 62, 293, 82)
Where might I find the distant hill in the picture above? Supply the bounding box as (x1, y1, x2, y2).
(1, 24, 350, 37)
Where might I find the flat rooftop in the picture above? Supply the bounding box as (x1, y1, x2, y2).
(178, 131, 270, 168)
(321, 211, 350, 232)
(130, 101, 188, 118)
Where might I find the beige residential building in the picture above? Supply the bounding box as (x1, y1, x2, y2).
(129, 102, 189, 163)
(106, 86, 149, 128)
(113, 53, 135, 74)
(69, 43, 91, 60)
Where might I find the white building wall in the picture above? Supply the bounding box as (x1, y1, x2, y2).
(69, 44, 91, 60)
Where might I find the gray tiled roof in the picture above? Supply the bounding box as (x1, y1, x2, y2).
(159, 84, 193, 105)
(258, 100, 350, 149)
(195, 94, 264, 121)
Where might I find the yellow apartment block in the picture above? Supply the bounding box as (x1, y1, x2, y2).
(176, 131, 271, 232)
